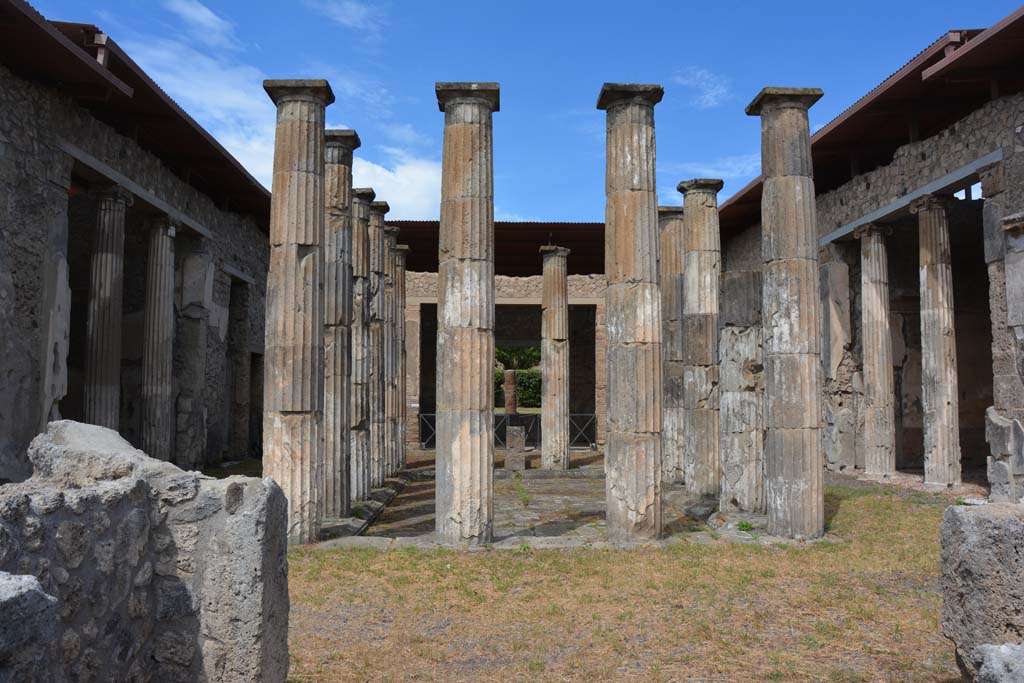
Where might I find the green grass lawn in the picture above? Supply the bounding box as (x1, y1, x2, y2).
(287, 483, 961, 682)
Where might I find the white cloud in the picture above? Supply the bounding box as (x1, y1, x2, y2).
(672, 67, 732, 109)
(304, 0, 386, 34)
(353, 150, 440, 220)
(161, 0, 239, 50)
(663, 153, 760, 180)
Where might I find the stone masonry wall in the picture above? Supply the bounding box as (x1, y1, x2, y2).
(0, 61, 268, 480)
(0, 420, 288, 682)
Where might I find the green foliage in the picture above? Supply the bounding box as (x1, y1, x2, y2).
(496, 346, 540, 371)
(736, 520, 754, 532)
(494, 368, 542, 408)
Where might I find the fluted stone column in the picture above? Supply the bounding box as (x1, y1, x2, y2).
(383, 223, 400, 478)
(540, 246, 571, 469)
(84, 186, 132, 430)
(597, 83, 664, 544)
(368, 201, 389, 487)
(395, 245, 410, 469)
(746, 87, 824, 540)
(350, 187, 375, 501)
(324, 129, 360, 518)
(142, 215, 175, 461)
(856, 224, 897, 477)
(911, 195, 962, 486)
(406, 303, 421, 448)
(658, 206, 686, 483)
(435, 82, 499, 547)
(262, 79, 334, 545)
(679, 179, 724, 497)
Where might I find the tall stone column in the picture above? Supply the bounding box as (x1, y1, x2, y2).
(658, 206, 686, 483)
(597, 83, 664, 544)
(435, 82, 499, 547)
(176, 236, 212, 469)
(395, 245, 410, 469)
(350, 187, 375, 501)
(383, 223, 400, 478)
(746, 87, 824, 539)
(368, 201, 389, 487)
(856, 224, 896, 477)
(227, 281, 252, 459)
(324, 129, 360, 518)
(142, 215, 176, 461)
(262, 79, 334, 545)
(595, 302, 607, 446)
(911, 195, 962, 486)
(405, 303, 421, 448)
(84, 185, 132, 430)
(540, 245, 571, 469)
(679, 179, 724, 497)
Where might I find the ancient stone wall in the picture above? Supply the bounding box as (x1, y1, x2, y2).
(0, 62, 268, 479)
(0, 420, 288, 682)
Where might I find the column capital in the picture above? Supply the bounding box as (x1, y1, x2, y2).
(353, 187, 376, 204)
(909, 193, 953, 215)
(745, 87, 823, 116)
(263, 79, 335, 106)
(677, 178, 724, 195)
(384, 225, 400, 240)
(658, 206, 685, 218)
(325, 129, 361, 154)
(95, 184, 134, 206)
(540, 245, 571, 258)
(1001, 210, 1024, 234)
(853, 223, 892, 240)
(370, 200, 391, 217)
(596, 82, 664, 110)
(436, 82, 500, 112)
(148, 214, 177, 237)
(394, 244, 410, 263)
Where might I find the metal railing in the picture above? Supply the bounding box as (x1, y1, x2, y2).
(418, 413, 596, 450)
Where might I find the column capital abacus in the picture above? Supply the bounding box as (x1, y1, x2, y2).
(745, 87, 823, 116)
(148, 214, 177, 237)
(325, 128, 361, 152)
(94, 184, 134, 206)
(909, 193, 954, 215)
(539, 245, 571, 258)
(596, 82, 664, 110)
(370, 201, 391, 217)
(263, 79, 335, 106)
(853, 223, 892, 240)
(353, 187, 376, 204)
(435, 82, 500, 112)
(658, 206, 685, 218)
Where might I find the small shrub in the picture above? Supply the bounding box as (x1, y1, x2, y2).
(737, 520, 754, 532)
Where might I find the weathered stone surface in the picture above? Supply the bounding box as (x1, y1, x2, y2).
(986, 407, 1024, 502)
(143, 217, 176, 462)
(942, 502, 1024, 679)
(748, 86, 824, 539)
(720, 271, 762, 327)
(541, 246, 571, 470)
(394, 246, 410, 468)
(0, 571, 58, 680)
(435, 83, 498, 547)
(368, 202, 388, 488)
(599, 82, 664, 543)
(912, 195, 962, 487)
(350, 189, 374, 502)
(263, 79, 334, 544)
(973, 644, 1024, 683)
(0, 420, 289, 682)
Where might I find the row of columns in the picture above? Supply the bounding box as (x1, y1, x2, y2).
(263, 80, 410, 544)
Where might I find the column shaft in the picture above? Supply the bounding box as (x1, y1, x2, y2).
(262, 79, 334, 545)
(598, 83, 665, 544)
(368, 203, 389, 486)
(858, 225, 896, 476)
(747, 87, 825, 539)
(323, 129, 359, 518)
(405, 303, 422, 448)
(350, 188, 374, 501)
(913, 196, 962, 486)
(659, 207, 686, 483)
(395, 246, 410, 469)
(142, 216, 176, 460)
(541, 246, 571, 469)
(84, 187, 131, 430)
(383, 225, 399, 478)
(435, 82, 499, 547)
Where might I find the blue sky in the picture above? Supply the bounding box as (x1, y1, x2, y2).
(34, 0, 1022, 220)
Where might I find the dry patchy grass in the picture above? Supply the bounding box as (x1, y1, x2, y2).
(288, 485, 962, 682)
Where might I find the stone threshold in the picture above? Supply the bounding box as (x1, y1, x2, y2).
(494, 466, 605, 480)
(318, 471, 414, 543)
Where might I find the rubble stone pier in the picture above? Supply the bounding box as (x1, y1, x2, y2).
(678, 178, 724, 497)
(384, 225, 401, 477)
(395, 244, 410, 469)
(323, 129, 359, 517)
(262, 79, 334, 545)
(369, 201, 389, 487)
(911, 194, 962, 487)
(540, 245, 571, 470)
(83, 186, 131, 429)
(856, 224, 897, 477)
(141, 215, 175, 461)
(350, 187, 375, 501)
(746, 87, 824, 539)
(658, 205, 686, 484)
(435, 82, 500, 547)
(597, 83, 665, 544)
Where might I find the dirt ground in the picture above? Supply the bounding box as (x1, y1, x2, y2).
(287, 456, 968, 683)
